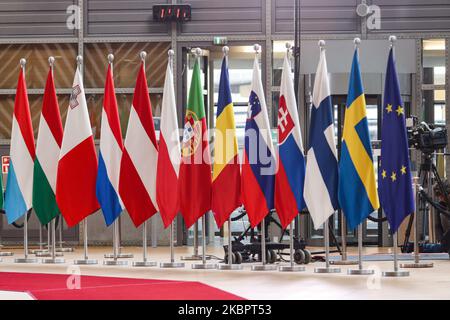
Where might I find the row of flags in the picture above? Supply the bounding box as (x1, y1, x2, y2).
(0, 43, 414, 235)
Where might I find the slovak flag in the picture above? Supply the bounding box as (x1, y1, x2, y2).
(274, 52, 306, 229)
(119, 62, 159, 227)
(96, 63, 124, 226)
(241, 56, 276, 228)
(5, 66, 35, 224)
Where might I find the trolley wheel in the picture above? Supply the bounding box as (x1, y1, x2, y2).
(303, 249, 312, 264)
(257, 250, 271, 263)
(235, 251, 243, 264)
(269, 249, 277, 264)
(294, 249, 305, 264)
(224, 253, 236, 264)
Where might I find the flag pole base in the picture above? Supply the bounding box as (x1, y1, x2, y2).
(279, 265, 305, 272)
(382, 270, 410, 277)
(56, 247, 74, 253)
(0, 258, 2, 262)
(132, 261, 157, 267)
(0, 252, 14, 257)
(251, 264, 277, 271)
(104, 253, 134, 259)
(103, 260, 128, 266)
(73, 259, 98, 265)
(330, 260, 358, 265)
(347, 268, 374, 275)
(14, 258, 38, 263)
(314, 267, 341, 273)
(181, 255, 210, 261)
(42, 258, 65, 264)
(192, 263, 217, 269)
(35, 251, 63, 257)
(160, 262, 185, 268)
(400, 262, 433, 268)
(217, 264, 243, 270)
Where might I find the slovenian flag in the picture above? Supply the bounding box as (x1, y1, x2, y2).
(212, 55, 241, 228)
(56, 67, 100, 227)
(33, 66, 63, 225)
(5, 66, 35, 224)
(119, 62, 158, 227)
(274, 52, 306, 229)
(156, 54, 181, 228)
(304, 46, 339, 229)
(241, 55, 276, 228)
(338, 48, 379, 231)
(96, 63, 124, 226)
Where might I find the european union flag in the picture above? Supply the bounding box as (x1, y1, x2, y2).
(338, 49, 379, 231)
(379, 48, 415, 233)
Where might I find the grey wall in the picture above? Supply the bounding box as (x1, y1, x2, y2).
(369, 0, 450, 32)
(0, 0, 76, 37)
(86, 0, 169, 36)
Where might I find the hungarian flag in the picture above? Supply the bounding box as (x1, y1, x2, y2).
(119, 62, 158, 227)
(212, 56, 241, 228)
(56, 68, 99, 227)
(96, 64, 124, 226)
(33, 67, 63, 225)
(156, 56, 180, 228)
(5, 67, 35, 224)
(179, 58, 212, 228)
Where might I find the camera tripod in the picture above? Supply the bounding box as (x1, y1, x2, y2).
(403, 152, 449, 249)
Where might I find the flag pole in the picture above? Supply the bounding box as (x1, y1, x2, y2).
(216, 46, 242, 271)
(14, 59, 37, 264)
(278, 43, 304, 272)
(34, 223, 51, 256)
(331, 214, 358, 265)
(41, 56, 66, 264)
(160, 49, 185, 269)
(381, 36, 409, 277)
(345, 38, 374, 275)
(131, 51, 156, 268)
(72, 56, 97, 266)
(181, 48, 209, 262)
(102, 53, 128, 267)
(400, 177, 433, 268)
(314, 215, 341, 273)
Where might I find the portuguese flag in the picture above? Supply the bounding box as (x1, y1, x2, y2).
(32, 67, 63, 225)
(179, 58, 212, 228)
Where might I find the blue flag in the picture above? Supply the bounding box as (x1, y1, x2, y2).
(379, 48, 415, 233)
(338, 50, 379, 231)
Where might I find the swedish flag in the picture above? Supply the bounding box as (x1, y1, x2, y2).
(338, 49, 380, 231)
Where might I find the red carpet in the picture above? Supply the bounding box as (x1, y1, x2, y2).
(0, 272, 243, 300)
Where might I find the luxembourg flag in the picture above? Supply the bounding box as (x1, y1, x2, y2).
(119, 61, 158, 227)
(56, 67, 100, 227)
(274, 52, 306, 229)
(5, 66, 35, 224)
(96, 64, 124, 226)
(156, 54, 180, 229)
(241, 55, 276, 228)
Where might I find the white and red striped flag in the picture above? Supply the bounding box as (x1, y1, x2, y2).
(156, 52, 180, 228)
(119, 61, 159, 227)
(56, 67, 99, 227)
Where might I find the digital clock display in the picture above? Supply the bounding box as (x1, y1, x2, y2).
(153, 4, 191, 23)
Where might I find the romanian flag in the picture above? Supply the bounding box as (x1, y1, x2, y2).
(338, 48, 380, 231)
(212, 56, 241, 228)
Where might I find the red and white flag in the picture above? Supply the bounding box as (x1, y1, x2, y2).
(156, 55, 180, 228)
(119, 62, 158, 227)
(56, 68, 99, 227)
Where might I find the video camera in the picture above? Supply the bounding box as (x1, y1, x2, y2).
(407, 116, 447, 154)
